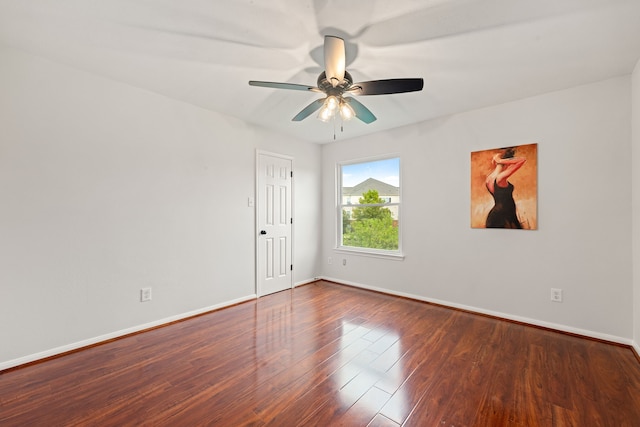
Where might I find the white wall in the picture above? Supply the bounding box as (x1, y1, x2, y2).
(633, 60, 640, 353)
(0, 46, 321, 368)
(322, 76, 633, 342)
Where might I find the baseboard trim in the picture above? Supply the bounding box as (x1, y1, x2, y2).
(632, 341, 640, 363)
(294, 277, 320, 287)
(0, 294, 257, 372)
(4, 279, 636, 372)
(320, 276, 634, 347)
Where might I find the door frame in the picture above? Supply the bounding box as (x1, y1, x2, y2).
(255, 150, 294, 297)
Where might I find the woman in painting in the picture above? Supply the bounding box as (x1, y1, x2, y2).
(485, 147, 527, 228)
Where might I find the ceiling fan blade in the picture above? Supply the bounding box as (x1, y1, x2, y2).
(343, 97, 377, 124)
(348, 78, 424, 96)
(249, 81, 322, 92)
(324, 36, 346, 85)
(292, 99, 325, 122)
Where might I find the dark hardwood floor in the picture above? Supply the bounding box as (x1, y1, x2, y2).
(2, 280, 640, 426)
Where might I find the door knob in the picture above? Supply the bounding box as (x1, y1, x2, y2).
(260, 230, 267, 235)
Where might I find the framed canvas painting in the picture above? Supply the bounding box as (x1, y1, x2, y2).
(470, 143, 537, 230)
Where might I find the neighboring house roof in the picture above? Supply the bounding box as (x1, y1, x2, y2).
(343, 178, 399, 197)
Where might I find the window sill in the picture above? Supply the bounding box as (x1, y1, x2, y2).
(334, 247, 405, 261)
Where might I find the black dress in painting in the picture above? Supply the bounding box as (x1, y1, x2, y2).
(486, 180, 522, 229)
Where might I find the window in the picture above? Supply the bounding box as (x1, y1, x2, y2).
(338, 156, 401, 256)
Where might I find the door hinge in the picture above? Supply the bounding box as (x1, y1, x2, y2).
(290, 264, 293, 271)
(290, 218, 293, 224)
(290, 171, 293, 178)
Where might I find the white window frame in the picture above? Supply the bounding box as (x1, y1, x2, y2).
(336, 155, 404, 260)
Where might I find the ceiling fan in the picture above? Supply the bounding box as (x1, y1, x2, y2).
(249, 36, 423, 126)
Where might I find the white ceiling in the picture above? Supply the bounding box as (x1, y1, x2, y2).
(1, 0, 640, 143)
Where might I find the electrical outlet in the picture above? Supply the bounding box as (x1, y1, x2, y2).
(550, 288, 562, 302)
(140, 287, 152, 302)
(342, 258, 347, 266)
(328, 257, 332, 264)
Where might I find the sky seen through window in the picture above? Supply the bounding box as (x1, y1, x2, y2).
(341, 157, 399, 187)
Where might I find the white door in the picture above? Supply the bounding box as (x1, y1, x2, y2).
(257, 153, 293, 296)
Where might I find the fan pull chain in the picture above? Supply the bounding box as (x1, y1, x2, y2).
(333, 116, 336, 140)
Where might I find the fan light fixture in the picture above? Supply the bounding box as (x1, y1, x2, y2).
(317, 96, 355, 122)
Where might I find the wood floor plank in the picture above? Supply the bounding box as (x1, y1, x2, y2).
(404, 313, 507, 426)
(380, 311, 475, 424)
(368, 413, 400, 427)
(1, 280, 640, 426)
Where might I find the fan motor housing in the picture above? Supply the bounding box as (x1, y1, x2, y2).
(317, 71, 353, 96)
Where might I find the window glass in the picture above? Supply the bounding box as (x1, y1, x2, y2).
(339, 157, 401, 253)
